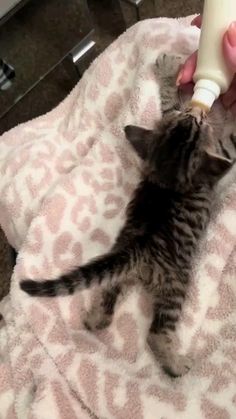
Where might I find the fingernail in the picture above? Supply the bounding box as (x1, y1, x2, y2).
(227, 22, 236, 47)
(176, 68, 184, 86)
(191, 15, 201, 27)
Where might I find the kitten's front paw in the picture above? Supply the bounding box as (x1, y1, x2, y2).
(84, 308, 112, 332)
(162, 354, 193, 378)
(156, 53, 183, 79)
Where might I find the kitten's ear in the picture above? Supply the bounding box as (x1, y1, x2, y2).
(201, 151, 233, 181)
(124, 125, 153, 160)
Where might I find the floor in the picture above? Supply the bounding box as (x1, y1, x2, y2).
(88, 0, 203, 58)
(0, 0, 203, 299)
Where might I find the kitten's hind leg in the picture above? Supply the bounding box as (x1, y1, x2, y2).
(149, 300, 192, 377)
(84, 285, 121, 331)
(149, 329, 192, 378)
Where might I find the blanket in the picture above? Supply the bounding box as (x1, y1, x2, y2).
(1, 16, 236, 419)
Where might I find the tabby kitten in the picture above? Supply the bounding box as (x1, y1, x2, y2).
(20, 103, 233, 376)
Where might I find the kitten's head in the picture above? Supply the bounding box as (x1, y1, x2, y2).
(125, 108, 233, 192)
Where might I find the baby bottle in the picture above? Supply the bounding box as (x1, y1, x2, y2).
(191, 0, 236, 111)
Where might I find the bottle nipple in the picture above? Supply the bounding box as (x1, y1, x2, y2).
(190, 100, 210, 112)
(191, 79, 221, 112)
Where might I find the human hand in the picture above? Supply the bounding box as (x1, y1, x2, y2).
(177, 15, 236, 115)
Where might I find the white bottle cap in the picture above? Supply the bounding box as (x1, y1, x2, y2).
(191, 79, 221, 111)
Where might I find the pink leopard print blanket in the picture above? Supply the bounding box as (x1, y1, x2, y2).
(0, 16, 236, 419)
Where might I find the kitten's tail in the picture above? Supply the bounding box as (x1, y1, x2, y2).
(20, 251, 131, 297)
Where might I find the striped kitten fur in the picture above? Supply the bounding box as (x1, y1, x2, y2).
(20, 55, 235, 377)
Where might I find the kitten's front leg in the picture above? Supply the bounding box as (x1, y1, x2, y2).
(156, 53, 183, 113)
(215, 129, 236, 195)
(149, 303, 192, 377)
(215, 109, 236, 161)
(223, 132, 236, 160)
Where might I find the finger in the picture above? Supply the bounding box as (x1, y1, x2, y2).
(176, 51, 198, 86)
(176, 16, 201, 86)
(221, 76, 236, 108)
(223, 22, 236, 70)
(191, 15, 202, 28)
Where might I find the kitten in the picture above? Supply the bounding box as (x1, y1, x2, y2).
(20, 102, 234, 376)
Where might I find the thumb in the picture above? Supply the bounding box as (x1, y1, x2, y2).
(176, 51, 198, 86)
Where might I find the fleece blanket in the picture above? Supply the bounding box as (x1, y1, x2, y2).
(0, 16, 236, 419)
